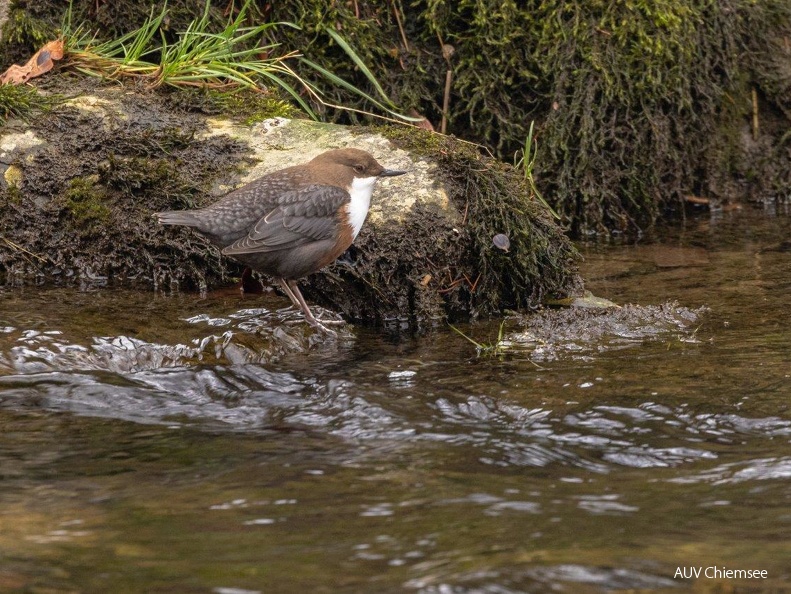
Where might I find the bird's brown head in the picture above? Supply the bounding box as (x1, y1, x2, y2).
(307, 148, 407, 187)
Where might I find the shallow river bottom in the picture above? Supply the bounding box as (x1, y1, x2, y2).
(1, 208, 791, 593)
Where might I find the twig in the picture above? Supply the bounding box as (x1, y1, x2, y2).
(438, 277, 464, 294)
(391, 1, 410, 52)
(436, 31, 455, 135)
(442, 69, 452, 135)
(684, 195, 710, 205)
(469, 273, 481, 293)
(751, 86, 759, 140)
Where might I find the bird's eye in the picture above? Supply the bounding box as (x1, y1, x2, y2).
(354, 164, 365, 173)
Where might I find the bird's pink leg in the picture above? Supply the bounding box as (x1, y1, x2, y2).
(280, 279, 343, 335)
(277, 278, 303, 310)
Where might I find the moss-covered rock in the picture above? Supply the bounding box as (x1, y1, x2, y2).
(0, 80, 582, 324)
(183, 116, 582, 323)
(0, 81, 250, 289)
(376, 125, 581, 319)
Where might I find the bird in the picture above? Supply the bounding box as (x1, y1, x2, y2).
(157, 148, 407, 334)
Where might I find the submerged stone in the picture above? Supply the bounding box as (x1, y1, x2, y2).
(505, 302, 708, 362)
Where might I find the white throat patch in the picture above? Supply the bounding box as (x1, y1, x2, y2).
(346, 176, 376, 239)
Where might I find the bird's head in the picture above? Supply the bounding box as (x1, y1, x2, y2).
(308, 148, 407, 189)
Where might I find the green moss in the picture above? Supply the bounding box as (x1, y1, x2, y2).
(203, 90, 299, 124)
(239, 97, 297, 125)
(9, 0, 228, 49)
(265, 2, 437, 124)
(414, 0, 786, 233)
(0, 7, 57, 68)
(379, 125, 582, 313)
(1, 7, 53, 46)
(273, 0, 791, 234)
(373, 125, 446, 157)
(61, 176, 111, 227)
(103, 155, 163, 191)
(6, 0, 790, 236)
(3, 184, 24, 204)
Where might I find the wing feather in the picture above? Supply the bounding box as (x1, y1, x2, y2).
(222, 185, 350, 256)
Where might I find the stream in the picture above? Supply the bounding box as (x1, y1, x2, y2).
(1, 207, 790, 593)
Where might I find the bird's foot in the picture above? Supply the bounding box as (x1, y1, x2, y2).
(304, 308, 346, 330)
(279, 279, 345, 336)
(303, 311, 347, 336)
(307, 318, 338, 337)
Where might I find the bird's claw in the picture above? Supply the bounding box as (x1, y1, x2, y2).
(309, 320, 338, 336)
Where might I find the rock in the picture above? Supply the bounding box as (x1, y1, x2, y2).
(200, 116, 446, 227)
(0, 82, 583, 324)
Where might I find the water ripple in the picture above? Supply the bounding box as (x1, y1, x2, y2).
(2, 359, 786, 477)
(669, 456, 791, 485)
(0, 306, 351, 374)
(0, 366, 308, 429)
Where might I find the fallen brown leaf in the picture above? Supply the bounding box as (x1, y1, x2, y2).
(0, 39, 65, 85)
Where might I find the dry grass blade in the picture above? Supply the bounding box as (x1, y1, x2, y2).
(1, 236, 49, 264)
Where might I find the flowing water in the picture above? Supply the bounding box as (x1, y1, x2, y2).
(1, 208, 791, 593)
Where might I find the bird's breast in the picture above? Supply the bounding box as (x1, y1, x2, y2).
(346, 176, 376, 239)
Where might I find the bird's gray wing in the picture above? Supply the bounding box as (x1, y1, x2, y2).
(221, 185, 350, 255)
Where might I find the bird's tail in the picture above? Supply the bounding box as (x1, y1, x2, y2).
(156, 210, 201, 227)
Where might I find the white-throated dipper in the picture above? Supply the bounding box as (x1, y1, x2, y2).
(157, 148, 407, 334)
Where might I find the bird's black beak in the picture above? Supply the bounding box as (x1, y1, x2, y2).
(379, 168, 408, 177)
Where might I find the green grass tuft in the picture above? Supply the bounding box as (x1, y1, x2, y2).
(514, 121, 559, 220)
(0, 84, 55, 122)
(450, 321, 507, 357)
(61, 0, 415, 124)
